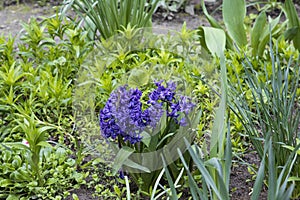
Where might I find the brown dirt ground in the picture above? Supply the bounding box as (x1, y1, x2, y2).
(0, 1, 299, 200)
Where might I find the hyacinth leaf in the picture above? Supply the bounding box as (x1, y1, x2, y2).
(123, 159, 150, 173)
(128, 68, 150, 88)
(223, 0, 247, 47)
(112, 146, 134, 175)
(141, 131, 151, 147)
(156, 132, 176, 148)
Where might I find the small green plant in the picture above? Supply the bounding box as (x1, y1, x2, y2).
(61, 0, 159, 40)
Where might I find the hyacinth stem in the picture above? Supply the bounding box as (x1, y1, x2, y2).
(118, 135, 122, 149)
(117, 135, 125, 179)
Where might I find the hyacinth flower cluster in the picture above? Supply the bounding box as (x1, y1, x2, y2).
(99, 80, 195, 144)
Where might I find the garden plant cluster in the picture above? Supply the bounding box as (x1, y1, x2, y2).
(0, 0, 300, 199)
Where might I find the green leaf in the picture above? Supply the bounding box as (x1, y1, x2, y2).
(284, 27, 299, 41)
(112, 146, 134, 175)
(123, 159, 150, 173)
(161, 154, 178, 200)
(7, 194, 20, 200)
(223, 0, 247, 47)
(283, 0, 300, 50)
(184, 139, 228, 200)
(128, 68, 150, 88)
(251, 11, 267, 56)
(257, 15, 281, 56)
(140, 131, 151, 147)
(0, 179, 13, 187)
(177, 148, 204, 199)
(284, 0, 300, 28)
(72, 194, 79, 200)
(36, 141, 52, 148)
(288, 177, 300, 182)
(201, 0, 223, 29)
(156, 132, 175, 148)
(250, 152, 266, 200)
(210, 53, 227, 158)
(199, 27, 226, 57)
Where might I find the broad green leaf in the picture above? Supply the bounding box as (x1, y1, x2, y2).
(112, 146, 134, 175)
(251, 11, 267, 56)
(210, 54, 227, 158)
(284, 27, 299, 41)
(128, 69, 150, 88)
(223, 0, 247, 47)
(283, 0, 300, 50)
(284, 0, 300, 28)
(200, 27, 226, 57)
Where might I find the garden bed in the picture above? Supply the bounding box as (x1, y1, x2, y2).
(0, 0, 300, 200)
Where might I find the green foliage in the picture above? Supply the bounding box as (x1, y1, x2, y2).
(229, 40, 300, 198)
(201, 0, 286, 57)
(61, 0, 159, 40)
(0, 14, 95, 199)
(283, 0, 300, 51)
(0, 145, 86, 199)
(251, 134, 299, 200)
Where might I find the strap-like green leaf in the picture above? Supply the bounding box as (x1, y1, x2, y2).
(223, 0, 247, 47)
